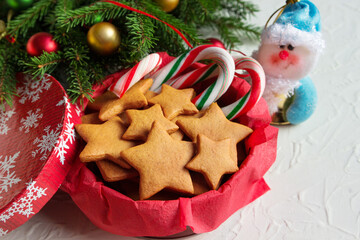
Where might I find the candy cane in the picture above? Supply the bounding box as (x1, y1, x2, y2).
(149, 45, 235, 110)
(163, 51, 265, 120)
(166, 63, 219, 89)
(167, 49, 247, 89)
(109, 53, 162, 97)
(221, 54, 265, 120)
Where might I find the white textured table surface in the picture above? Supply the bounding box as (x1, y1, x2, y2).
(4, 0, 359, 239)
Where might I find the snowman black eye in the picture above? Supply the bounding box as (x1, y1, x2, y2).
(287, 44, 295, 51)
(280, 45, 285, 49)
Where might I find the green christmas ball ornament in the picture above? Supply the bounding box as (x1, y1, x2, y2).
(6, 0, 33, 10)
(93, 14, 103, 24)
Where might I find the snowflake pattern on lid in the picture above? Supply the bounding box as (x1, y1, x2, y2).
(19, 109, 43, 133)
(0, 180, 47, 223)
(0, 152, 21, 200)
(32, 124, 63, 161)
(54, 97, 77, 165)
(0, 74, 81, 235)
(0, 109, 16, 135)
(0, 228, 8, 236)
(17, 75, 52, 104)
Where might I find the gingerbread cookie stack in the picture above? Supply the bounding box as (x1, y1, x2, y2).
(75, 79, 253, 200)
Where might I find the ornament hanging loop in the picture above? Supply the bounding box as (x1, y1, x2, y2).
(286, 0, 299, 4)
(264, 0, 300, 29)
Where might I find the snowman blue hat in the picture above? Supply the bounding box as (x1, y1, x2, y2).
(277, 0, 321, 32)
(261, 0, 325, 52)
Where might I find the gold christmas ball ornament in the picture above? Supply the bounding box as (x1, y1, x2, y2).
(155, 0, 179, 13)
(87, 22, 121, 56)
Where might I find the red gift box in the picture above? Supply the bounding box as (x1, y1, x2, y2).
(61, 53, 278, 237)
(0, 53, 278, 237)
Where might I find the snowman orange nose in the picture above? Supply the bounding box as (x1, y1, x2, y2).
(279, 50, 289, 60)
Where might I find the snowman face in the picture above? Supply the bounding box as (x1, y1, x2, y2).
(256, 43, 315, 80)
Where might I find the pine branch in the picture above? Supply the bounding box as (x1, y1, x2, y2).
(208, 16, 261, 48)
(0, 0, 261, 107)
(87, 62, 106, 84)
(0, 42, 17, 107)
(174, 0, 260, 48)
(66, 61, 94, 105)
(7, 0, 57, 37)
(44, 0, 77, 30)
(62, 30, 97, 103)
(56, 2, 128, 30)
(220, 0, 259, 19)
(58, 1, 201, 53)
(125, 12, 156, 58)
(175, 0, 219, 25)
(20, 51, 64, 79)
(56, 0, 78, 13)
(64, 46, 90, 65)
(142, 1, 201, 55)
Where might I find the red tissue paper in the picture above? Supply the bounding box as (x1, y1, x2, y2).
(62, 53, 278, 237)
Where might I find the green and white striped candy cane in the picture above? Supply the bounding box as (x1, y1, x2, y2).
(149, 45, 235, 110)
(159, 50, 266, 120)
(221, 53, 266, 120)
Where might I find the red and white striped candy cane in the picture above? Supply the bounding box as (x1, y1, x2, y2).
(161, 50, 265, 120)
(109, 53, 162, 97)
(149, 45, 235, 110)
(166, 63, 219, 89)
(165, 50, 247, 89)
(221, 54, 265, 120)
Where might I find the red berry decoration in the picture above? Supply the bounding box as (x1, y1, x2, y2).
(207, 38, 226, 49)
(26, 32, 59, 57)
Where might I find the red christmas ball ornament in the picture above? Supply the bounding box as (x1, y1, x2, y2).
(26, 32, 59, 57)
(207, 38, 226, 49)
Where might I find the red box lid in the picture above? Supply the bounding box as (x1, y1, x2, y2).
(0, 73, 81, 235)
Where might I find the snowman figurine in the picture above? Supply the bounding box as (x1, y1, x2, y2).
(253, 0, 325, 124)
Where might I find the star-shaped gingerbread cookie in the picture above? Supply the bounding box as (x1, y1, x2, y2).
(176, 102, 253, 162)
(75, 116, 137, 169)
(87, 91, 118, 111)
(99, 78, 153, 121)
(144, 90, 157, 101)
(148, 84, 198, 120)
(121, 121, 195, 200)
(81, 112, 104, 124)
(186, 134, 239, 190)
(96, 160, 138, 182)
(122, 104, 179, 141)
